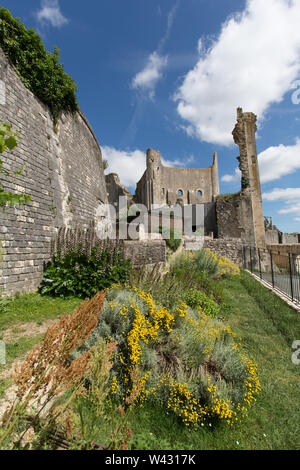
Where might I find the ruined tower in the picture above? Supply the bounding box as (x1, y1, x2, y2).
(232, 108, 266, 247)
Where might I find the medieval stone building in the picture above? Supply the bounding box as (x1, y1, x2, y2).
(132, 108, 266, 249)
(135, 150, 220, 209)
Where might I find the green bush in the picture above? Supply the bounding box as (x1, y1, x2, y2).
(0, 8, 78, 123)
(170, 250, 219, 277)
(38, 244, 131, 298)
(193, 250, 219, 276)
(183, 287, 221, 318)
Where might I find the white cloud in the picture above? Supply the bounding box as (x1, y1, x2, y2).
(131, 52, 168, 99)
(221, 138, 300, 184)
(258, 139, 300, 183)
(262, 187, 300, 218)
(36, 0, 69, 28)
(102, 147, 146, 188)
(158, 0, 180, 51)
(102, 146, 193, 188)
(262, 187, 300, 202)
(131, 0, 179, 99)
(221, 168, 241, 183)
(174, 0, 300, 145)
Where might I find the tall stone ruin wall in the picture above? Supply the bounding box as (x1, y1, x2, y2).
(0, 47, 108, 295)
(215, 194, 256, 245)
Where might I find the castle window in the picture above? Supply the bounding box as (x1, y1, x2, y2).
(177, 189, 183, 196)
(197, 190, 202, 197)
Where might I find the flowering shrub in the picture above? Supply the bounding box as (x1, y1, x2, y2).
(170, 250, 219, 277)
(82, 286, 260, 427)
(170, 249, 240, 279)
(204, 249, 240, 278)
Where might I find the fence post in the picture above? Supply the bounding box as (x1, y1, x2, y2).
(270, 251, 275, 288)
(288, 253, 294, 302)
(258, 248, 262, 279)
(243, 246, 247, 269)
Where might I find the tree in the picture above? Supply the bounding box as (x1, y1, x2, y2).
(0, 123, 31, 209)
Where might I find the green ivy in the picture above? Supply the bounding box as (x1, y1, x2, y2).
(0, 7, 78, 123)
(241, 176, 250, 190)
(0, 122, 31, 209)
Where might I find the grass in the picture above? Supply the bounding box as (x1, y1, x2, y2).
(0, 293, 82, 330)
(120, 270, 300, 450)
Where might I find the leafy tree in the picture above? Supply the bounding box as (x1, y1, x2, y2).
(0, 122, 31, 209)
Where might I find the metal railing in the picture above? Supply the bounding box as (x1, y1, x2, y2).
(243, 246, 300, 305)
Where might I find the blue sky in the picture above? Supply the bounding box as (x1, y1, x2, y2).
(4, 0, 300, 233)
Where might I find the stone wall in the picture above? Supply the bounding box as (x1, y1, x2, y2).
(265, 229, 281, 244)
(0, 47, 108, 295)
(282, 233, 300, 244)
(267, 244, 300, 255)
(105, 173, 132, 211)
(123, 240, 166, 267)
(216, 194, 255, 244)
(203, 237, 245, 266)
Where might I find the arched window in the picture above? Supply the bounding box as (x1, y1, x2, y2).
(177, 189, 183, 196)
(197, 189, 202, 197)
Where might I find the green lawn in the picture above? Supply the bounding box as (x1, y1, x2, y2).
(124, 271, 300, 450)
(0, 293, 82, 330)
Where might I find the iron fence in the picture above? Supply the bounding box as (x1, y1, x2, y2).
(243, 246, 300, 306)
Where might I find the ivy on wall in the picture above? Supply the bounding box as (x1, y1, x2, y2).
(0, 8, 78, 123)
(0, 122, 31, 209)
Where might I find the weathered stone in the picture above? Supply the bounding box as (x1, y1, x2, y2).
(232, 108, 266, 247)
(203, 238, 245, 266)
(135, 149, 220, 210)
(123, 240, 166, 267)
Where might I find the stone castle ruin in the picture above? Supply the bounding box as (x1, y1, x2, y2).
(107, 107, 267, 250)
(135, 150, 220, 208)
(0, 41, 299, 296)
